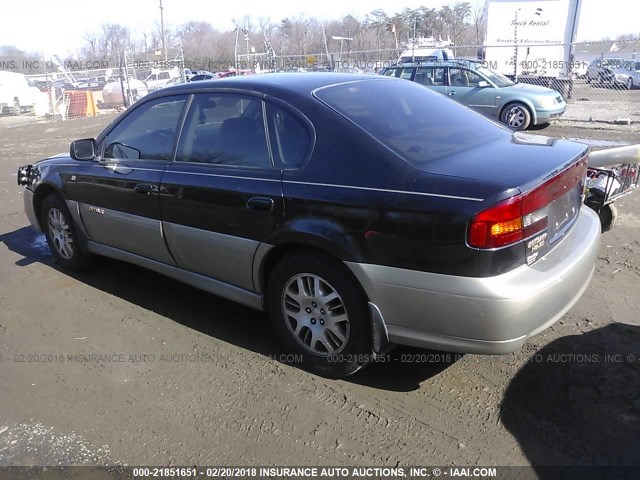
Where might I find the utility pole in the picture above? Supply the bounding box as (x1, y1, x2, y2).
(321, 24, 330, 66)
(159, 0, 168, 64)
(331, 36, 352, 66)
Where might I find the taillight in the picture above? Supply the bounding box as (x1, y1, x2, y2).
(468, 155, 588, 249)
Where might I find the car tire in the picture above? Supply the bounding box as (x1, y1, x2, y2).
(12, 98, 21, 116)
(266, 250, 371, 378)
(599, 204, 618, 233)
(627, 78, 634, 90)
(501, 103, 531, 130)
(41, 193, 92, 270)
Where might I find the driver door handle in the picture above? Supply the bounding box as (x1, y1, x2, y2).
(134, 184, 156, 195)
(246, 197, 274, 211)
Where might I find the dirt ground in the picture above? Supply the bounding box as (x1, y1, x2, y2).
(0, 114, 639, 472)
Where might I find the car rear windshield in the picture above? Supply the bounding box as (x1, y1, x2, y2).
(314, 78, 508, 166)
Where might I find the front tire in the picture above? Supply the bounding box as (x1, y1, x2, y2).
(266, 251, 371, 378)
(41, 193, 92, 270)
(501, 103, 531, 130)
(627, 78, 634, 90)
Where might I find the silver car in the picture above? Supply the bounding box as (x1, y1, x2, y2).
(382, 61, 566, 130)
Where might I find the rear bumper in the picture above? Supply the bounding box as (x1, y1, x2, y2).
(346, 206, 601, 354)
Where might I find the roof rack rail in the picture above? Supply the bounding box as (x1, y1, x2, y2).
(391, 58, 484, 68)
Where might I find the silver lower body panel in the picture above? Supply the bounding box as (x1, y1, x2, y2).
(345, 206, 601, 354)
(87, 241, 264, 311)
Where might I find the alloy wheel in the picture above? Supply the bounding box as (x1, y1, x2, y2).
(47, 208, 74, 260)
(506, 106, 526, 128)
(281, 273, 350, 356)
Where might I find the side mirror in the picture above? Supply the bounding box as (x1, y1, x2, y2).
(478, 81, 490, 88)
(70, 138, 97, 161)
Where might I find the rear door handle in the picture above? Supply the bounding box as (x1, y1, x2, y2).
(448, 91, 456, 96)
(134, 183, 156, 195)
(246, 197, 274, 211)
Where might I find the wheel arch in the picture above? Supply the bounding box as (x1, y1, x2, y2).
(255, 236, 364, 297)
(32, 182, 63, 230)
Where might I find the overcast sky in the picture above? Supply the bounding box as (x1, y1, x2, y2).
(1, 0, 638, 55)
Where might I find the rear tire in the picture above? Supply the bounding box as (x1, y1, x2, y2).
(12, 98, 20, 116)
(500, 103, 531, 130)
(599, 204, 618, 233)
(41, 193, 92, 270)
(266, 250, 371, 378)
(627, 78, 634, 90)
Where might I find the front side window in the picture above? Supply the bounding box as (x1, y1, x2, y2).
(463, 69, 485, 87)
(449, 68, 472, 87)
(103, 95, 188, 160)
(176, 93, 271, 168)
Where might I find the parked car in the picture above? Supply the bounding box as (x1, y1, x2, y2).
(381, 61, 566, 130)
(572, 60, 589, 79)
(190, 73, 217, 81)
(158, 77, 185, 89)
(602, 61, 640, 90)
(17, 74, 600, 377)
(144, 67, 182, 91)
(585, 57, 623, 84)
(216, 69, 254, 78)
(0, 70, 43, 115)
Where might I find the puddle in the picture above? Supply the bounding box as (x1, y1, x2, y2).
(0, 227, 51, 265)
(568, 138, 631, 148)
(30, 233, 51, 258)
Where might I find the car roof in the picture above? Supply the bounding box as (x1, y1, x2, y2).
(153, 72, 387, 99)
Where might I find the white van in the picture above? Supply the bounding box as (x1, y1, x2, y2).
(397, 47, 454, 64)
(397, 37, 455, 64)
(144, 67, 182, 92)
(0, 71, 42, 115)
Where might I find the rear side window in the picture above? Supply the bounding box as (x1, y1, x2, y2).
(103, 95, 188, 160)
(415, 67, 445, 86)
(314, 79, 508, 166)
(265, 103, 311, 168)
(175, 93, 272, 168)
(384, 68, 414, 79)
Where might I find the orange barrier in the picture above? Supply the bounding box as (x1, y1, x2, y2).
(64, 91, 98, 118)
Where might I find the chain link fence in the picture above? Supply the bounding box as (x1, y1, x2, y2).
(1, 39, 638, 126)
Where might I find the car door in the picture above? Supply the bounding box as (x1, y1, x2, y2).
(446, 68, 497, 117)
(159, 92, 285, 291)
(76, 94, 189, 264)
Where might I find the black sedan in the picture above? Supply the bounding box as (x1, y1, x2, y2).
(17, 73, 600, 377)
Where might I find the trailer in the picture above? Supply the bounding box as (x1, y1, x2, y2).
(585, 145, 640, 232)
(482, 0, 583, 97)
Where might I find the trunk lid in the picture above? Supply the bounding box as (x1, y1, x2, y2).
(418, 132, 587, 193)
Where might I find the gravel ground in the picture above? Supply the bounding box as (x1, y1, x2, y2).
(0, 114, 638, 471)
